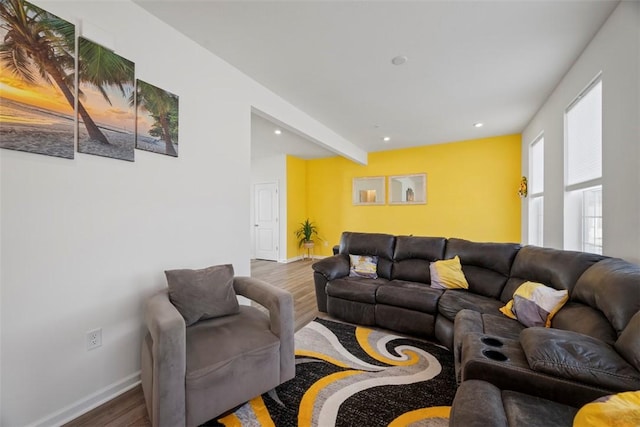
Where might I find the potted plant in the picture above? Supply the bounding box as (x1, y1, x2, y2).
(295, 219, 319, 249)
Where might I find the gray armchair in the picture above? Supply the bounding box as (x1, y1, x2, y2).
(141, 276, 295, 427)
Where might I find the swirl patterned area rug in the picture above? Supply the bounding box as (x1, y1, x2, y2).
(206, 318, 456, 427)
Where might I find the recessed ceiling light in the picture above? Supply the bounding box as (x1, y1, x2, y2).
(274, 129, 282, 135)
(473, 122, 484, 128)
(383, 136, 391, 142)
(391, 55, 408, 66)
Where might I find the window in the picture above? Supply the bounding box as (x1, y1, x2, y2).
(565, 77, 602, 254)
(528, 135, 544, 246)
(582, 187, 602, 254)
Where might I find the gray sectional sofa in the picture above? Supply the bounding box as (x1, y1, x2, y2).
(312, 231, 640, 423)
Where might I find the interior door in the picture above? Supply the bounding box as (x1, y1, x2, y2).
(254, 182, 279, 261)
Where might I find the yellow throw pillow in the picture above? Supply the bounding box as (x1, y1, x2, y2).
(573, 391, 640, 427)
(430, 256, 469, 290)
(499, 281, 568, 327)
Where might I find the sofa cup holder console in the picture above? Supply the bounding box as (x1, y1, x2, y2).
(482, 349, 509, 362)
(480, 337, 504, 347)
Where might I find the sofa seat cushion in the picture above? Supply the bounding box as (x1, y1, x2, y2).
(376, 280, 443, 313)
(326, 277, 389, 304)
(438, 290, 504, 321)
(185, 306, 280, 390)
(521, 327, 640, 391)
(454, 309, 525, 341)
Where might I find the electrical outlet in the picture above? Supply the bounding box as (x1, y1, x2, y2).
(86, 328, 102, 351)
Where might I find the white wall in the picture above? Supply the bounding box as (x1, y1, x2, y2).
(0, 1, 363, 425)
(521, 1, 640, 263)
(250, 155, 287, 262)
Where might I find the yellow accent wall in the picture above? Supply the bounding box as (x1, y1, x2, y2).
(306, 134, 522, 256)
(286, 155, 308, 259)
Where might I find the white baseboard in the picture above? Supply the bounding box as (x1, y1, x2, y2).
(27, 371, 141, 427)
(281, 255, 327, 263)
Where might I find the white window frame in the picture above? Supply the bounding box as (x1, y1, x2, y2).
(528, 133, 544, 246)
(564, 74, 603, 254)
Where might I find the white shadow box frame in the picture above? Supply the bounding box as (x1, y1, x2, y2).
(353, 176, 386, 205)
(389, 174, 427, 204)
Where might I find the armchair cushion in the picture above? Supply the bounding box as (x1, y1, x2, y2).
(166, 264, 239, 326)
(521, 328, 640, 391)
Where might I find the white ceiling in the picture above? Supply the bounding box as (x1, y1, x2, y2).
(136, 0, 619, 159)
(251, 112, 335, 159)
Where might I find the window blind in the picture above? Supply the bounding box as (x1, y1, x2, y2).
(566, 80, 602, 187)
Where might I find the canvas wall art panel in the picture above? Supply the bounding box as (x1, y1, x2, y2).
(0, 0, 76, 159)
(135, 79, 179, 157)
(77, 36, 135, 161)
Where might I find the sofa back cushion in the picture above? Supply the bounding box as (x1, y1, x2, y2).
(501, 246, 605, 303)
(338, 231, 396, 279)
(572, 258, 640, 336)
(550, 302, 617, 344)
(615, 311, 640, 371)
(444, 238, 521, 299)
(391, 235, 446, 283)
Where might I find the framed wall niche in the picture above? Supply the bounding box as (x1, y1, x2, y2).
(353, 176, 385, 205)
(389, 174, 427, 204)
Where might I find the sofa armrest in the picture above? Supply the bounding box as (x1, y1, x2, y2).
(450, 380, 508, 427)
(453, 309, 485, 383)
(233, 276, 295, 382)
(144, 290, 187, 427)
(312, 254, 350, 280)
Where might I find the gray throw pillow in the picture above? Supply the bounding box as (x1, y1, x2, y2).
(165, 264, 239, 326)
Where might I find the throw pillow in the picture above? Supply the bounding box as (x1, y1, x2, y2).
(429, 256, 469, 290)
(349, 254, 378, 279)
(500, 281, 568, 327)
(165, 263, 239, 326)
(573, 391, 640, 427)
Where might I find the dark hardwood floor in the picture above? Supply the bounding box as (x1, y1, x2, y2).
(63, 259, 320, 426)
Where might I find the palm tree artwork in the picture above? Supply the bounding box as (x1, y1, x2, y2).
(0, 0, 136, 161)
(134, 79, 179, 157)
(0, 0, 76, 158)
(77, 36, 135, 161)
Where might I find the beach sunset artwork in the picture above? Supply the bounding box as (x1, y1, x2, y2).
(77, 36, 135, 162)
(135, 79, 179, 157)
(0, 0, 76, 159)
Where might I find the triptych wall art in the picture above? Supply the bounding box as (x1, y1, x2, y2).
(0, 0, 179, 161)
